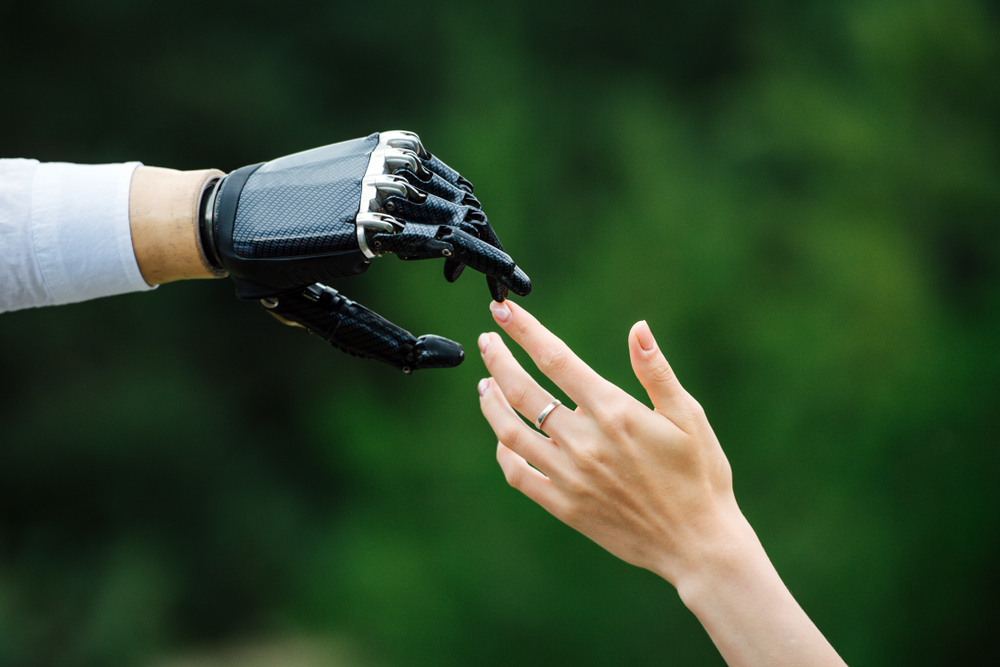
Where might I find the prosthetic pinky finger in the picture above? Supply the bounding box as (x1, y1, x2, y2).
(268, 284, 464, 372)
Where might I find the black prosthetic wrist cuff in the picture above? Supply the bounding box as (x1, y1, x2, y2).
(198, 175, 225, 272)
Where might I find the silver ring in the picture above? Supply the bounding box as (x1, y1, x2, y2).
(535, 399, 562, 429)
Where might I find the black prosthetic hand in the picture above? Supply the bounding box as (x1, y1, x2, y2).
(200, 131, 530, 372)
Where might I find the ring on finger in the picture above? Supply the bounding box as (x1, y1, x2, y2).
(535, 399, 562, 429)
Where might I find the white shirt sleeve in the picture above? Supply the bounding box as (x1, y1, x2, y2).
(0, 158, 154, 313)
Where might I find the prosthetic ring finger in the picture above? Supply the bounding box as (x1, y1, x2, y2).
(536, 399, 562, 429)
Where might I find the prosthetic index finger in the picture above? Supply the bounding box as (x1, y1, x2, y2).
(368, 224, 531, 298)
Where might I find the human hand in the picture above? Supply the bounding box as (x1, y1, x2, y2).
(204, 131, 531, 372)
(477, 300, 848, 667)
(476, 299, 748, 587)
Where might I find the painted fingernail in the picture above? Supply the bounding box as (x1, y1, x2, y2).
(636, 320, 656, 352)
(478, 378, 490, 396)
(490, 300, 511, 324)
(478, 332, 490, 354)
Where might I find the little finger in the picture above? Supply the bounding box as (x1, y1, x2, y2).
(496, 443, 563, 516)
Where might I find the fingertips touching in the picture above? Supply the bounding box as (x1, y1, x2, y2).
(489, 300, 553, 352)
(490, 300, 617, 412)
(489, 299, 511, 324)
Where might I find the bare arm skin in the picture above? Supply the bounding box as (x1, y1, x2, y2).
(128, 166, 226, 285)
(477, 299, 847, 667)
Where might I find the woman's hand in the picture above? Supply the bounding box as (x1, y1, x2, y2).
(476, 300, 847, 667)
(476, 299, 746, 586)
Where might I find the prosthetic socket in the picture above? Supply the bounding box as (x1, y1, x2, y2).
(200, 131, 530, 372)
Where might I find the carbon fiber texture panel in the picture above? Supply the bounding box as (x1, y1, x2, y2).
(232, 135, 378, 258)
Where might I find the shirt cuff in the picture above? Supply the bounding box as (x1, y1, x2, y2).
(32, 161, 153, 306)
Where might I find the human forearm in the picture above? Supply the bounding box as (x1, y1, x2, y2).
(128, 166, 226, 285)
(674, 515, 847, 667)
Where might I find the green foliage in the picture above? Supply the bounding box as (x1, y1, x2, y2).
(2, 0, 998, 665)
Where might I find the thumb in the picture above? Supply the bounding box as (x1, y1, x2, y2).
(628, 320, 690, 419)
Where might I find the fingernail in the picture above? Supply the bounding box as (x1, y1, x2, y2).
(636, 320, 656, 352)
(478, 332, 490, 354)
(490, 300, 511, 324)
(478, 378, 490, 396)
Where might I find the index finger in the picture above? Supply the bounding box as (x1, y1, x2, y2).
(448, 229, 531, 296)
(489, 299, 618, 410)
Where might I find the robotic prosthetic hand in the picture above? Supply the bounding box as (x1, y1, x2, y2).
(199, 131, 530, 372)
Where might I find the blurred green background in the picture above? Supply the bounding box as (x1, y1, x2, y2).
(1, 0, 998, 665)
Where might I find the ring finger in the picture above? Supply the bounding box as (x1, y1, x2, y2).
(478, 332, 572, 436)
(478, 377, 559, 476)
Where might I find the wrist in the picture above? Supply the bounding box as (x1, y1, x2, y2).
(671, 512, 774, 614)
(129, 166, 227, 285)
(649, 497, 769, 606)
(672, 515, 847, 667)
